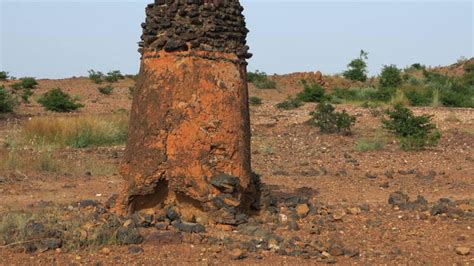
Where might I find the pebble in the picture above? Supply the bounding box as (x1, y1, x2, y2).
(296, 203, 310, 217)
(455, 246, 471, 256)
(128, 246, 144, 254)
(230, 248, 247, 260)
(332, 209, 346, 221)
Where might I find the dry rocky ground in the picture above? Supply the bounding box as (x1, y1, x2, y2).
(0, 76, 473, 265)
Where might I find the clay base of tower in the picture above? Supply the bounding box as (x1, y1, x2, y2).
(115, 50, 258, 224)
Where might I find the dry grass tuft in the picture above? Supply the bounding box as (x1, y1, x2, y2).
(18, 114, 129, 148)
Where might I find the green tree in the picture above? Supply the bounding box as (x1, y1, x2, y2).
(343, 50, 369, 82)
(379, 65, 402, 88)
(0, 86, 17, 113)
(37, 88, 84, 112)
(382, 104, 441, 150)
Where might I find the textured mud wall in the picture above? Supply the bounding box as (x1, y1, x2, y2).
(117, 0, 257, 225)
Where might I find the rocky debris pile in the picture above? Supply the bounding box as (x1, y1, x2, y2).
(388, 191, 474, 218)
(272, 71, 330, 90)
(139, 0, 251, 62)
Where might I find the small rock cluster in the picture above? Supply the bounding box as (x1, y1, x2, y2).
(388, 191, 474, 217)
(139, 0, 251, 63)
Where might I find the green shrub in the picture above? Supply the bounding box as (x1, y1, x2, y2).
(379, 65, 402, 88)
(249, 96, 263, 106)
(11, 83, 23, 91)
(308, 102, 356, 135)
(104, 70, 125, 83)
(355, 137, 386, 152)
(275, 97, 303, 110)
(37, 88, 84, 112)
(98, 85, 114, 95)
(424, 72, 474, 108)
(410, 63, 425, 71)
(0, 71, 9, 81)
(247, 70, 276, 89)
(19, 77, 38, 89)
(462, 63, 474, 86)
(10, 77, 39, 92)
(330, 86, 393, 103)
(0, 86, 17, 113)
(88, 70, 104, 84)
(405, 89, 432, 106)
(382, 104, 441, 150)
(21, 88, 34, 104)
(297, 80, 327, 102)
(343, 50, 368, 82)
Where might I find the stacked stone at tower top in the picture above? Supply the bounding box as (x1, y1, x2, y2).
(139, 0, 251, 62)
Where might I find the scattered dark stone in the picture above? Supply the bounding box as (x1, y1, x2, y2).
(166, 207, 180, 221)
(360, 203, 370, 212)
(417, 170, 436, 180)
(173, 221, 206, 233)
(78, 199, 98, 208)
(128, 246, 144, 254)
(116, 226, 143, 245)
(380, 182, 390, 189)
(284, 196, 306, 208)
(210, 173, 239, 193)
(343, 248, 359, 258)
(365, 172, 377, 179)
(44, 238, 62, 250)
(288, 220, 299, 231)
(388, 191, 409, 208)
(155, 222, 168, 230)
(384, 170, 395, 179)
(398, 169, 417, 175)
(431, 198, 464, 217)
(85, 171, 92, 176)
(328, 243, 344, 256)
(23, 243, 37, 254)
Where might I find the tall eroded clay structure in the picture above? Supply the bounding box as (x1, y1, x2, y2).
(117, 0, 258, 225)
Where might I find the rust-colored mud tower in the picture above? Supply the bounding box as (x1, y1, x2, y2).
(117, 0, 258, 225)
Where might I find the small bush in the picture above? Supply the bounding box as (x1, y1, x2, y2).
(0, 86, 17, 113)
(410, 63, 425, 71)
(98, 85, 114, 95)
(355, 137, 386, 152)
(0, 71, 9, 81)
(11, 84, 22, 91)
(343, 50, 369, 82)
(382, 104, 441, 150)
(249, 96, 262, 106)
(297, 80, 327, 102)
(275, 97, 303, 110)
(379, 65, 402, 88)
(462, 63, 474, 86)
(308, 102, 356, 135)
(404, 89, 432, 106)
(247, 70, 276, 89)
(88, 70, 104, 84)
(21, 88, 34, 103)
(37, 88, 83, 112)
(104, 70, 125, 83)
(19, 77, 38, 89)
